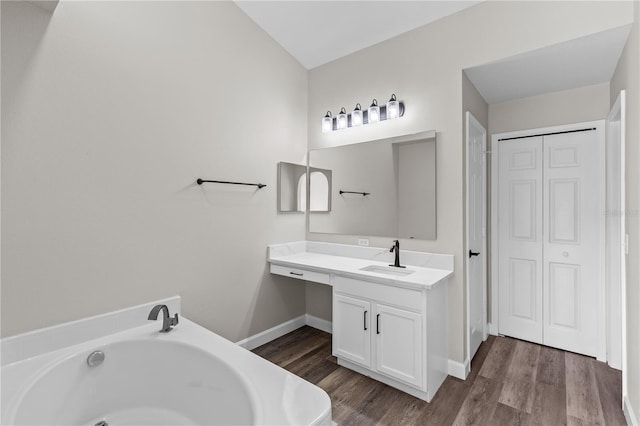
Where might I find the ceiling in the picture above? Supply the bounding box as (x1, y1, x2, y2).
(234, 1, 481, 69)
(465, 24, 632, 104)
(234, 1, 631, 104)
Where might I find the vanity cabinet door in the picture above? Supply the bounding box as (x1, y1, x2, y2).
(333, 294, 371, 368)
(374, 304, 423, 388)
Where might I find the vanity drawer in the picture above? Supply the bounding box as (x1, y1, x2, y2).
(334, 276, 423, 312)
(270, 264, 331, 285)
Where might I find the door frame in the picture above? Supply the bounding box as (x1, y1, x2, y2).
(465, 111, 488, 368)
(490, 120, 606, 362)
(606, 91, 626, 377)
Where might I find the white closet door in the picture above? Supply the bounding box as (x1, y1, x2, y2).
(498, 136, 544, 344)
(543, 131, 598, 356)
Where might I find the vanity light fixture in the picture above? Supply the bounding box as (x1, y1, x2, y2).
(337, 107, 348, 130)
(321, 94, 404, 132)
(386, 94, 399, 119)
(368, 99, 380, 123)
(322, 111, 333, 133)
(351, 103, 363, 126)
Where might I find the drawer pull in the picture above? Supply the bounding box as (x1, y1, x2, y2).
(364, 310, 368, 330)
(289, 272, 304, 276)
(376, 314, 381, 334)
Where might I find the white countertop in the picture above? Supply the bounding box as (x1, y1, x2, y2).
(268, 242, 454, 290)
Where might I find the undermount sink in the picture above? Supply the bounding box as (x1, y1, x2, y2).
(359, 265, 415, 276)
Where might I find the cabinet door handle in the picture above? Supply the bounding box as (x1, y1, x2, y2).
(376, 314, 380, 334)
(289, 272, 303, 276)
(364, 310, 368, 331)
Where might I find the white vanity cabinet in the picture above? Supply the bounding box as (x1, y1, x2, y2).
(267, 241, 453, 402)
(333, 276, 425, 391)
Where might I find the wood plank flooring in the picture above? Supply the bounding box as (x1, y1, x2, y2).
(252, 326, 626, 425)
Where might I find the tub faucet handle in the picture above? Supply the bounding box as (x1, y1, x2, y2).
(148, 304, 179, 333)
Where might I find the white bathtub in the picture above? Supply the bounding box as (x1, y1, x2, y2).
(1, 317, 332, 426)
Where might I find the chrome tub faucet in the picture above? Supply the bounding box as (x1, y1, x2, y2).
(148, 304, 179, 332)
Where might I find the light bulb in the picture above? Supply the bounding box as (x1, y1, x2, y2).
(337, 107, 348, 130)
(368, 99, 380, 123)
(322, 111, 333, 133)
(386, 94, 399, 119)
(351, 103, 363, 127)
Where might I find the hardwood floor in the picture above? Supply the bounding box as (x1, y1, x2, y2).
(252, 326, 626, 425)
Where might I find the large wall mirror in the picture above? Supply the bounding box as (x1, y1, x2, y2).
(308, 130, 436, 240)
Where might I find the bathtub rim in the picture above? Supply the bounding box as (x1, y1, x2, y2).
(5, 334, 264, 425)
(1, 316, 332, 426)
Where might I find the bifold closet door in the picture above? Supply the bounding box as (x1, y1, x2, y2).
(498, 136, 544, 344)
(498, 130, 599, 357)
(543, 131, 598, 357)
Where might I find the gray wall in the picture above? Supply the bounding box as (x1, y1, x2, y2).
(1, 1, 308, 340)
(610, 0, 640, 417)
(489, 83, 611, 135)
(306, 1, 633, 364)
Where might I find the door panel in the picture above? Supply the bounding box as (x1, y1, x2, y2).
(510, 180, 537, 240)
(375, 304, 423, 388)
(548, 262, 580, 328)
(509, 258, 538, 320)
(498, 137, 544, 344)
(333, 294, 371, 367)
(543, 131, 598, 356)
(549, 179, 580, 244)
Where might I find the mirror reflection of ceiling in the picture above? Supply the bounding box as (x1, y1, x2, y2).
(464, 25, 632, 104)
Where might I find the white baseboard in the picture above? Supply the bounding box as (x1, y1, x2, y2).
(624, 395, 638, 426)
(448, 358, 470, 380)
(236, 315, 306, 350)
(235, 314, 332, 351)
(238, 315, 471, 385)
(306, 314, 332, 333)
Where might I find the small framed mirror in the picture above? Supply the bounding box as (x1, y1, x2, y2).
(277, 162, 307, 213)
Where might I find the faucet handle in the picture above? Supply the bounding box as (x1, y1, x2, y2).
(170, 313, 179, 327)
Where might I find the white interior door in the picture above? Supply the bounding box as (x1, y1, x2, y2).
(542, 131, 599, 357)
(466, 112, 487, 362)
(498, 136, 544, 344)
(497, 124, 603, 357)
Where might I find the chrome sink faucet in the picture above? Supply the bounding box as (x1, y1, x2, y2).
(148, 304, 179, 333)
(389, 240, 405, 268)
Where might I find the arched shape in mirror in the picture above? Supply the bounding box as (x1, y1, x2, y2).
(309, 169, 331, 212)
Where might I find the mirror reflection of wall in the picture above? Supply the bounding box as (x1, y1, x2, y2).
(308, 131, 436, 240)
(277, 162, 306, 213)
(309, 168, 332, 212)
(396, 139, 436, 239)
(297, 167, 332, 212)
